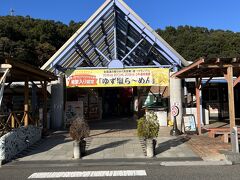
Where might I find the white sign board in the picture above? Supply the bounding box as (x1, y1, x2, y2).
(65, 101, 84, 125)
(183, 115, 197, 132)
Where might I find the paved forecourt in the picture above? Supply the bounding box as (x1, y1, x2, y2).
(12, 118, 200, 161)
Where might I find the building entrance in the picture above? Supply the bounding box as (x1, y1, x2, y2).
(66, 87, 137, 137)
(66, 87, 136, 123)
(101, 87, 134, 118)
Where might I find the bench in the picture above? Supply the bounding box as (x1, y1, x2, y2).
(207, 127, 240, 143)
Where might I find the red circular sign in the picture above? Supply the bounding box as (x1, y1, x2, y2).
(171, 106, 179, 117)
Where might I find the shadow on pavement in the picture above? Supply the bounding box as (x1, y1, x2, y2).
(88, 117, 137, 130)
(14, 132, 72, 159)
(86, 139, 130, 156)
(89, 129, 127, 137)
(155, 136, 190, 155)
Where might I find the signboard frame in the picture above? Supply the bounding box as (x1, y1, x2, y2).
(66, 68, 169, 88)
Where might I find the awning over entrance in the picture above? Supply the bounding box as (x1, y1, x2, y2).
(4, 59, 57, 82)
(41, 0, 188, 74)
(172, 57, 240, 135)
(172, 57, 240, 79)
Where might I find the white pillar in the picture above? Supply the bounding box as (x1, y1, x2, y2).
(170, 72, 183, 125)
(50, 75, 64, 129)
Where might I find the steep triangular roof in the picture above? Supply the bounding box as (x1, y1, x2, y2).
(41, 0, 188, 73)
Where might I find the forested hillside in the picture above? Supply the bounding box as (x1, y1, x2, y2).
(0, 16, 83, 67)
(0, 16, 240, 67)
(157, 26, 240, 61)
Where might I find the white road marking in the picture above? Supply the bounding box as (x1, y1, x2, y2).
(160, 161, 232, 166)
(28, 170, 147, 178)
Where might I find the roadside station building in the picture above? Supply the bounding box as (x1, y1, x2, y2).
(41, 0, 189, 129)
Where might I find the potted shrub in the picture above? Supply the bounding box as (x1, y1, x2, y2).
(69, 117, 90, 159)
(137, 111, 159, 157)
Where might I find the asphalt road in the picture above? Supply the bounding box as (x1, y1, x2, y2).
(1, 161, 240, 180)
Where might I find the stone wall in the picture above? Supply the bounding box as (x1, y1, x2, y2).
(0, 125, 42, 164)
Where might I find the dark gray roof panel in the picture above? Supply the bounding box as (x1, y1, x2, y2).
(41, 0, 187, 73)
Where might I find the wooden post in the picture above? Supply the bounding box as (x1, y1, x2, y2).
(227, 66, 235, 129)
(195, 78, 202, 135)
(24, 79, 29, 127)
(137, 87, 144, 118)
(11, 113, 15, 128)
(43, 81, 47, 129)
(31, 82, 38, 126)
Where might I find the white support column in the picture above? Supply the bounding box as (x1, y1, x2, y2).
(121, 39, 144, 62)
(50, 75, 64, 129)
(0, 67, 11, 107)
(95, 47, 111, 62)
(113, 9, 117, 59)
(170, 72, 183, 125)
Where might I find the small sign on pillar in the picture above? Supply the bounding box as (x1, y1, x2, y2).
(171, 105, 179, 117)
(170, 105, 181, 136)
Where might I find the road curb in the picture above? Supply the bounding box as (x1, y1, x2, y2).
(222, 151, 240, 164)
(4, 158, 234, 168)
(160, 160, 232, 166)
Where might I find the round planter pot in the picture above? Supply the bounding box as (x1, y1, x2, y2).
(146, 139, 154, 158)
(73, 141, 81, 159)
(80, 140, 86, 156)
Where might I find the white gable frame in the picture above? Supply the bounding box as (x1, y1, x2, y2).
(41, 0, 189, 74)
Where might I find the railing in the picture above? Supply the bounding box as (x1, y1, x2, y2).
(0, 111, 38, 137)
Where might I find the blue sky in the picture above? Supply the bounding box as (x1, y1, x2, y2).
(0, 0, 240, 32)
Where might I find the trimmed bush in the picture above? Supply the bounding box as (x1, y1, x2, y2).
(137, 111, 159, 139)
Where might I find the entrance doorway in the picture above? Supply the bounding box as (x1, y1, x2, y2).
(66, 87, 136, 121)
(66, 87, 137, 137)
(101, 87, 134, 118)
